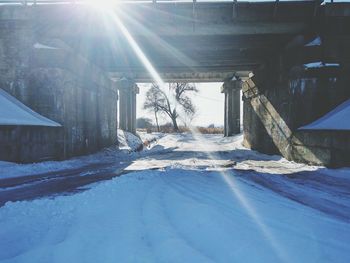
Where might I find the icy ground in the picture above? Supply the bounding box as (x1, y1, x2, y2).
(1, 133, 350, 263)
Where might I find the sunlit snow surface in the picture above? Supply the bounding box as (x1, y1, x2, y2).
(0, 89, 61, 127)
(0, 133, 350, 263)
(304, 36, 322, 47)
(300, 99, 350, 130)
(117, 129, 143, 152)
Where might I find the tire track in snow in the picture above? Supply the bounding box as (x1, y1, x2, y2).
(158, 180, 217, 263)
(162, 173, 244, 219)
(158, 172, 258, 262)
(160, 169, 319, 252)
(140, 173, 215, 263)
(139, 182, 161, 263)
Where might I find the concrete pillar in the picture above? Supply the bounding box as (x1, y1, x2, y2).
(117, 79, 139, 134)
(221, 80, 241, 136)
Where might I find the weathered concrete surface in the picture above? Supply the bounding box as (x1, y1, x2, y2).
(0, 1, 325, 81)
(0, 1, 349, 165)
(27, 66, 118, 158)
(240, 1, 350, 167)
(118, 79, 138, 134)
(0, 2, 348, 82)
(0, 65, 118, 162)
(291, 130, 350, 167)
(222, 80, 240, 137)
(0, 126, 61, 162)
(0, 24, 118, 162)
(242, 64, 350, 167)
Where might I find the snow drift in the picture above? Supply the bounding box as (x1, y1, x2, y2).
(299, 99, 350, 131)
(0, 89, 61, 127)
(117, 129, 143, 152)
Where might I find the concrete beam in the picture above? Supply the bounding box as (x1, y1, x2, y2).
(0, 2, 315, 37)
(109, 70, 256, 83)
(44, 21, 308, 38)
(0, 2, 322, 75)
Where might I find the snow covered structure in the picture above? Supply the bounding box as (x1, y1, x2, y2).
(241, 26, 350, 167)
(293, 99, 350, 167)
(0, 88, 62, 162)
(289, 63, 350, 167)
(243, 60, 350, 167)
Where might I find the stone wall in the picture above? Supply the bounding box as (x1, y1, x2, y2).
(0, 7, 33, 104)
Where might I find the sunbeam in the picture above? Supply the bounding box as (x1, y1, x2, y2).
(187, 126, 292, 263)
(115, 8, 199, 70)
(94, 7, 291, 262)
(110, 13, 165, 88)
(99, 8, 183, 111)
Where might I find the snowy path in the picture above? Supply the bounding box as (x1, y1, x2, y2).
(0, 132, 162, 205)
(0, 162, 129, 206)
(128, 134, 350, 222)
(0, 133, 350, 262)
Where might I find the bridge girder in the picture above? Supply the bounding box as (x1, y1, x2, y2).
(1, 1, 349, 81)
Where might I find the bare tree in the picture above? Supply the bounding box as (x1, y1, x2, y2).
(143, 85, 161, 132)
(143, 83, 198, 132)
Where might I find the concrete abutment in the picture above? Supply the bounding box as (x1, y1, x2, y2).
(241, 64, 350, 167)
(0, 34, 119, 162)
(117, 79, 139, 135)
(222, 80, 241, 137)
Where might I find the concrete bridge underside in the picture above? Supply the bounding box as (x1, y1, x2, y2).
(1, 1, 328, 80)
(0, 1, 350, 165)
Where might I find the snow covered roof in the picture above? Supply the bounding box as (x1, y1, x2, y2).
(299, 99, 350, 131)
(0, 89, 61, 127)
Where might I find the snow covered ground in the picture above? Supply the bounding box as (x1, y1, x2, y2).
(0, 133, 350, 262)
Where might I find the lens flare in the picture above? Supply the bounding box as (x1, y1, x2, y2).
(107, 10, 181, 109)
(98, 8, 290, 262)
(187, 126, 291, 263)
(111, 15, 164, 88)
